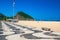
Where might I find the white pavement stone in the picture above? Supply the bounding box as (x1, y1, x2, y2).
(6, 22, 34, 34)
(32, 33, 53, 38)
(1, 22, 15, 35)
(32, 32, 60, 38)
(6, 34, 27, 40)
(6, 34, 55, 40)
(1, 22, 59, 40)
(3, 32, 14, 35)
(52, 32, 60, 35)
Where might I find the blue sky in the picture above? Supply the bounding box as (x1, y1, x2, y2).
(0, 0, 60, 20)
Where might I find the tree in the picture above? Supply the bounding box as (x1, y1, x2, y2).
(0, 13, 7, 20)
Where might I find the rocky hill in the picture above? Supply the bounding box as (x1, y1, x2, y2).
(15, 11, 34, 20)
(0, 11, 34, 21)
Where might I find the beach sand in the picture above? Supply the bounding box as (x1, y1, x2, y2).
(15, 21, 60, 32)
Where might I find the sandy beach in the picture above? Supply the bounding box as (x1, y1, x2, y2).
(15, 21, 60, 32)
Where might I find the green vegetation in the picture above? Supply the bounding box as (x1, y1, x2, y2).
(0, 13, 6, 20)
(0, 11, 34, 21)
(16, 11, 34, 19)
(7, 17, 13, 19)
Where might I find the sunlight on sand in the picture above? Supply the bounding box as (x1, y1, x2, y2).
(15, 21, 60, 32)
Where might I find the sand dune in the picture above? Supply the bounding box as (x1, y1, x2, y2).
(15, 21, 60, 32)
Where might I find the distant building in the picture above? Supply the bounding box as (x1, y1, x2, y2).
(15, 14, 24, 20)
(7, 19, 18, 22)
(7, 19, 12, 22)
